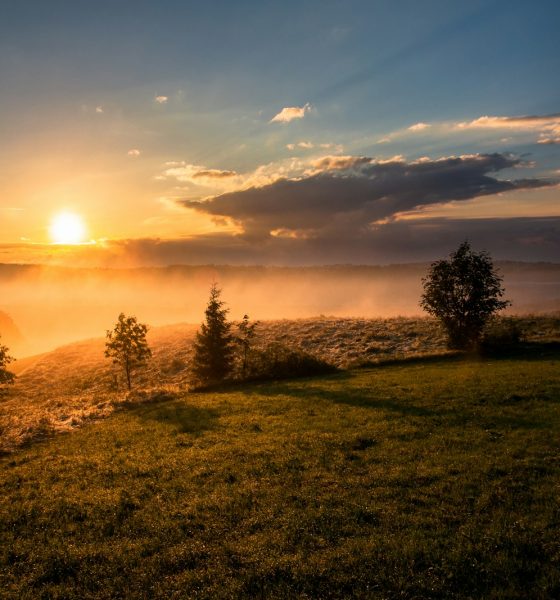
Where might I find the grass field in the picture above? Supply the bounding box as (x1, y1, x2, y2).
(2, 342, 560, 598)
(2, 315, 559, 454)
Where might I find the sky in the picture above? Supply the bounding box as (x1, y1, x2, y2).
(0, 0, 559, 266)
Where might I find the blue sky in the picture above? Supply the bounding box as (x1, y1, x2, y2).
(0, 0, 559, 264)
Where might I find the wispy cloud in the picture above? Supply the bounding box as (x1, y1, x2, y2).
(286, 141, 343, 152)
(192, 169, 237, 179)
(160, 163, 242, 191)
(270, 103, 312, 123)
(155, 95, 168, 104)
(456, 113, 560, 133)
(374, 112, 560, 146)
(408, 122, 430, 131)
(127, 149, 141, 157)
(95, 106, 104, 114)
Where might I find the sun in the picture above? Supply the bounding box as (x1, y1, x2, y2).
(49, 212, 87, 244)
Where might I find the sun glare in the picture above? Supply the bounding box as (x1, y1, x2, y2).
(49, 212, 87, 244)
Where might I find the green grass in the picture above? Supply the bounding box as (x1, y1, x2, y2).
(2, 347, 560, 598)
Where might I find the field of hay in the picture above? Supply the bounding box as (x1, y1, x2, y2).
(1, 315, 559, 454)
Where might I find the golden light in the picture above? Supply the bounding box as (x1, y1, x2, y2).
(49, 212, 87, 244)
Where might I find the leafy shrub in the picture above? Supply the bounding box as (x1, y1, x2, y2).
(420, 241, 509, 350)
(244, 343, 336, 381)
(0, 338, 15, 387)
(480, 318, 523, 353)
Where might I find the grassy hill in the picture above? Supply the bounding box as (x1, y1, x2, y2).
(1, 343, 560, 598)
(2, 315, 560, 454)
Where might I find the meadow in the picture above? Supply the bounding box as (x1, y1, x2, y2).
(1, 315, 559, 454)
(1, 316, 560, 598)
(1, 344, 560, 598)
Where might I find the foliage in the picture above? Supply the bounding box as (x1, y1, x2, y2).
(2, 355, 560, 598)
(420, 241, 510, 349)
(190, 284, 235, 387)
(245, 342, 336, 381)
(105, 313, 151, 390)
(235, 314, 259, 379)
(480, 317, 523, 353)
(0, 338, 15, 386)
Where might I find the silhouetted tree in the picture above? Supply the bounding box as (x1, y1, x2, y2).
(420, 241, 510, 350)
(0, 338, 15, 386)
(191, 284, 235, 386)
(105, 313, 151, 390)
(236, 314, 259, 379)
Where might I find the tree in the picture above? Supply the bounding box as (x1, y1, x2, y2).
(0, 338, 15, 386)
(190, 284, 235, 386)
(235, 314, 259, 379)
(420, 241, 510, 350)
(105, 313, 151, 390)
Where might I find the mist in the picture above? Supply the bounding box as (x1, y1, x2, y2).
(1, 262, 559, 357)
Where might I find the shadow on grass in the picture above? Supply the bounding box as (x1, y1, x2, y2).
(133, 401, 219, 435)
(479, 341, 560, 361)
(246, 357, 553, 430)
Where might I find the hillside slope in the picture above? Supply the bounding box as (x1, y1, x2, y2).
(1, 316, 559, 454)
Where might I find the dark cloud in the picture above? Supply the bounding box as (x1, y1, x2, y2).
(95, 217, 560, 266)
(181, 154, 552, 238)
(5, 216, 558, 267)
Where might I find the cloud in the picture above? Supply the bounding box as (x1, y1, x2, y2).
(180, 153, 553, 239)
(457, 113, 560, 131)
(127, 149, 141, 157)
(408, 122, 430, 132)
(155, 95, 168, 104)
(456, 113, 560, 144)
(72, 216, 560, 266)
(286, 142, 314, 150)
(162, 163, 236, 182)
(375, 112, 560, 147)
(270, 103, 312, 123)
(310, 155, 373, 171)
(191, 169, 237, 179)
(286, 141, 342, 151)
(95, 106, 104, 114)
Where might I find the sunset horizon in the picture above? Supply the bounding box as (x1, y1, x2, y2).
(2, 3, 560, 598)
(1, 1, 559, 267)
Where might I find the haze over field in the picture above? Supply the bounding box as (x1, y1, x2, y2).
(0, 262, 558, 356)
(0, 1, 558, 353)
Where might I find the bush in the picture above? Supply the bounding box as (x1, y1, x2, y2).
(0, 338, 15, 387)
(244, 343, 336, 381)
(480, 318, 523, 353)
(420, 241, 510, 350)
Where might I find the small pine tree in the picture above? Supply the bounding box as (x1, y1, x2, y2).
(0, 338, 15, 386)
(105, 313, 152, 390)
(191, 284, 235, 386)
(236, 314, 259, 379)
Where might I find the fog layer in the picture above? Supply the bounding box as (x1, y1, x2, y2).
(1, 262, 558, 356)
